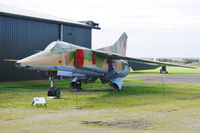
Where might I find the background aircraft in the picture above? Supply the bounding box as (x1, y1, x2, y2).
(11, 33, 194, 91)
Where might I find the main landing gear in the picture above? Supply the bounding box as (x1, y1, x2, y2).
(70, 77, 82, 91)
(160, 66, 168, 74)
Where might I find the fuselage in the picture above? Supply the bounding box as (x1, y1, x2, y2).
(16, 41, 130, 79)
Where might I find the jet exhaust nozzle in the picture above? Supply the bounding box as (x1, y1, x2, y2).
(111, 78, 123, 91)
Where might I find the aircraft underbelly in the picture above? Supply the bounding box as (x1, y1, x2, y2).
(26, 64, 129, 78)
(104, 64, 130, 79)
(26, 64, 106, 77)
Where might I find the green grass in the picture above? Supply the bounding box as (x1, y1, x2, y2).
(0, 78, 200, 110)
(1, 67, 200, 133)
(0, 79, 110, 90)
(0, 66, 199, 110)
(1, 79, 200, 133)
(132, 66, 200, 74)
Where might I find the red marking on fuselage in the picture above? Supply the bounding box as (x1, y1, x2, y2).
(92, 52, 96, 64)
(76, 49, 84, 67)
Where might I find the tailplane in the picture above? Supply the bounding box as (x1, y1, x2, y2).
(98, 32, 128, 55)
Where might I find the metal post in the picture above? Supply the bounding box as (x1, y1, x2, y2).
(50, 76, 55, 88)
(60, 24, 63, 41)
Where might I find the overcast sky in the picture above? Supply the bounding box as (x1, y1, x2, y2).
(0, 0, 200, 58)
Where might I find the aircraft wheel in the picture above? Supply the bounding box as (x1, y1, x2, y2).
(47, 88, 56, 96)
(71, 80, 82, 90)
(75, 80, 82, 90)
(112, 84, 121, 91)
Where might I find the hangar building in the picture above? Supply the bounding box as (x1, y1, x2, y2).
(0, 3, 100, 82)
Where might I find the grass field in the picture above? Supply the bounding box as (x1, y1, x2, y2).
(0, 67, 200, 133)
(132, 66, 200, 75)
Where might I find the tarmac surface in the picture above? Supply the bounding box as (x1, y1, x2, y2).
(130, 74, 200, 84)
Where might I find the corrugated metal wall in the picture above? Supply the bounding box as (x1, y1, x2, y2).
(0, 16, 60, 81)
(0, 15, 92, 82)
(0, 16, 2, 81)
(0, 16, 91, 81)
(63, 25, 91, 48)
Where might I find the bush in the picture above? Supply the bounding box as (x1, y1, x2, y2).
(183, 58, 199, 64)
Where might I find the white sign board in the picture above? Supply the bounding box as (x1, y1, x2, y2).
(32, 97, 46, 106)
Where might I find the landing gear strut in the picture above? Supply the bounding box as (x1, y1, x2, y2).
(48, 71, 56, 88)
(47, 71, 61, 98)
(50, 75, 55, 88)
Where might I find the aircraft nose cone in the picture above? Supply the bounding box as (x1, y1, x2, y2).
(15, 61, 21, 67)
(16, 60, 31, 68)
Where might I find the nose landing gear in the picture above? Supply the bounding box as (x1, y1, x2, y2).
(47, 71, 61, 98)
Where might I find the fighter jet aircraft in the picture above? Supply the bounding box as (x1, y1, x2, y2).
(13, 32, 195, 91)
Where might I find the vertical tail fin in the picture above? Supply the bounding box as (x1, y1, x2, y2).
(98, 32, 128, 55)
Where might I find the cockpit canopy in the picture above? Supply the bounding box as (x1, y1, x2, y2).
(44, 41, 72, 51)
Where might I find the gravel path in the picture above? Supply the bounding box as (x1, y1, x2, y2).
(130, 75, 200, 84)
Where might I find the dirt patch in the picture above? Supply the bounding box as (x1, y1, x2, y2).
(4, 117, 24, 121)
(165, 108, 183, 112)
(81, 119, 153, 129)
(81, 121, 103, 124)
(177, 96, 200, 100)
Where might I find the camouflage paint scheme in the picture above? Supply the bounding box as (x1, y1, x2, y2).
(97, 33, 127, 71)
(15, 32, 195, 90)
(16, 33, 129, 90)
(18, 33, 128, 72)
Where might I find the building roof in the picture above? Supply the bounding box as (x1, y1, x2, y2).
(0, 3, 100, 29)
